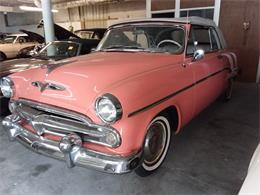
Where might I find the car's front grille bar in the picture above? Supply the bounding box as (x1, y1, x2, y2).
(10, 99, 121, 148)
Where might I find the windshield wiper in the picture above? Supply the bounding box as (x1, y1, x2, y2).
(100, 45, 147, 52)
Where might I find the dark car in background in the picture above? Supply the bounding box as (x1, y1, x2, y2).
(75, 28, 106, 40)
(16, 23, 81, 59)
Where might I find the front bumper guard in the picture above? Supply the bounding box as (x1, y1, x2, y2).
(2, 115, 141, 174)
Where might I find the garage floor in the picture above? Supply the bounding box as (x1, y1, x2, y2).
(0, 82, 259, 195)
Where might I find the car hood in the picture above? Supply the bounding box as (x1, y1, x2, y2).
(37, 20, 80, 40)
(20, 29, 45, 44)
(11, 52, 182, 116)
(0, 58, 51, 77)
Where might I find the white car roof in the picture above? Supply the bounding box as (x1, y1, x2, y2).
(110, 16, 217, 28)
(7, 33, 28, 37)
(109, 16, 227, 49)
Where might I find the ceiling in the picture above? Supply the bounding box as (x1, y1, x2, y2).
(0, 0, 126, 12)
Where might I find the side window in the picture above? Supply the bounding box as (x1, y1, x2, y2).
(17, 36, 27, 43)
(193, 27, 211, 53)
(187, 26, 221, 55)
(209, 28, 221, 51)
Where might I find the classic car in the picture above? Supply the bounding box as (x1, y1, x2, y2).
(0, 17, 238, 176)
(16, 23, 82, 59)
(239, 144, 260, 195)
(0, 31, 44, 61)
(74, 28, 107, 40)
(0, 39, 102, 115)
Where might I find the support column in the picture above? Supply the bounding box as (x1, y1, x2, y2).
(213, 0, 221, 26)
(146, 0, 151, 18)
(175, 0, 180, 18)
(41, 0, 55, 43)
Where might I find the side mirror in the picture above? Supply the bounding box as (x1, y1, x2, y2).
(193, 49, 205, 61)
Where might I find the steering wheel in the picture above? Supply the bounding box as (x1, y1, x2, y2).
(157, 39, 182, 49)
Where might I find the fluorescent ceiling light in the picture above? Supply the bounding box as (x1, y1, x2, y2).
(19, 6, 58, 13)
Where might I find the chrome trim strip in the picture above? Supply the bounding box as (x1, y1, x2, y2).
(31, 81, 66, 92)
(2, 115, 141, 174)
(128, 67, 230, 117)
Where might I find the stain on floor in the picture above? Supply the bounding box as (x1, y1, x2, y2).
(31, 164, 52, 177)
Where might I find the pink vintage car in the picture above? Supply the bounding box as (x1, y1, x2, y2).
(0, 17, 238, 176)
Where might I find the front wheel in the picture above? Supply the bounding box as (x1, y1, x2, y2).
(135, 115, 171, 177)
(0, 52, 6, 61)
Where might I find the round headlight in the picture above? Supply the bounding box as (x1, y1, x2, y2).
(0, 77, 14, 98)
(95, 94, 123, 123)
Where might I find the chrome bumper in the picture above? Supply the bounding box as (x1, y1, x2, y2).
(2, 115, 141, 174)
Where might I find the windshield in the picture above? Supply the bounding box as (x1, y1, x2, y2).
(76, 31, 96, 39)
(36, 42, 80, 60)
(97, 23, 185, 54)
(1, 36, 17, 44)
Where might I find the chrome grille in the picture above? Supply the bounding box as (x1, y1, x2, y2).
(10, 99, 121, 148)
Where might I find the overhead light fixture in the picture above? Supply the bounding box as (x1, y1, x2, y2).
(19, 6, 59, 13)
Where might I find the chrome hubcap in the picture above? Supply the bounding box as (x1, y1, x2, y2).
(144, 121, 167, 166)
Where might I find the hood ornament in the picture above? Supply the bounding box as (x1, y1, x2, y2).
(41, 59, 77, 74)
(32, 81, 65, 92)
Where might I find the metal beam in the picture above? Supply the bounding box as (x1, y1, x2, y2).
(146, 0, 151, 18)
(41, 0, 55, 43)
(175, 0, 180, 18)
(213, 0, 221, 26)
(0, 6, 21, 13)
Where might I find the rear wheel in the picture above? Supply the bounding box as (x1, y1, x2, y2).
(135, 115, 171, 177)
(0, 52, 6, 61)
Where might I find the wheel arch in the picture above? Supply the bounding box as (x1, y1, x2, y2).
(155, 105, 182, 134)
(0, 51, 7, 60)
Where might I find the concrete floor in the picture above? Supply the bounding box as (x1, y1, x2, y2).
(0, 82, 259, 195)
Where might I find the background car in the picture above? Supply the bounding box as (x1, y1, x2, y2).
(75, 28, 107, 40)
(0, 32, 44, 61)
(16, 44, 46, 58)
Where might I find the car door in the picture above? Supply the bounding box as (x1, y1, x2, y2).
(10, 36, 25, 58)
(186, 25, 222, 116)
(205, 27, 227, 101)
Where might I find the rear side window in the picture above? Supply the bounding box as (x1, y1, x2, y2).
(187, 26, 221, 55)
(209, 28, 221, 50)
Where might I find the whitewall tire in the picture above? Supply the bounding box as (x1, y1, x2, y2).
(135, 115, 171, 177)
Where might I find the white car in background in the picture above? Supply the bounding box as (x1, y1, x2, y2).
(0, 33, 41, 61)
(239, 144, 260, 195)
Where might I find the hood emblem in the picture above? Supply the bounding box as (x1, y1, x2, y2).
(32, 81, 65, 92)
(41, 60, 77, 75)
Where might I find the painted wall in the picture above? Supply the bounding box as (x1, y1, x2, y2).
(219, 0, 260, 82)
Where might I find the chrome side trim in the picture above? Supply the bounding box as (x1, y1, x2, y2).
(31, 81, 66, 92)
(2, 115, 141, 174)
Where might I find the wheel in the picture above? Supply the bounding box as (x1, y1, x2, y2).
(224, 78, 234, 101)
(0, 52, 6, 61)
(135, 115, 171, 177)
